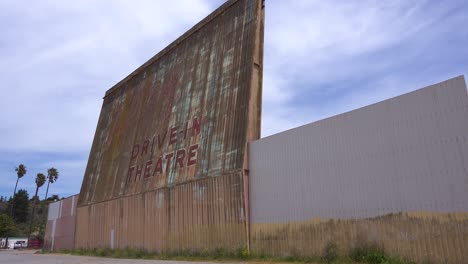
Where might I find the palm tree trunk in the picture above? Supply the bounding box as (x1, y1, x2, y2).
(28, 187, 39, 238)
(44, 181, 50, 200)
(10, 177, 19, 216)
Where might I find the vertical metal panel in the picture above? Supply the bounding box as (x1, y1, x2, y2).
(76, 0, 263, 253)
(74, 206, 89, 249)
(47, 201, 60, 221)
(75, 173, 246, 252)
(249, 76, 468, 263)
(78, 0, 263, 206)
(44, 195, 79, 251)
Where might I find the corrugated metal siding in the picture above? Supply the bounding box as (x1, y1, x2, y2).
(44, 195, 78, 251)
(75, 173, 246, 251)
(249, 76, 468, 264)
(76, 0, 264, 252)
(47, 201, 60, 221)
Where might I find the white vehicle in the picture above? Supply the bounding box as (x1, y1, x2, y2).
(13, 240, 27, 249)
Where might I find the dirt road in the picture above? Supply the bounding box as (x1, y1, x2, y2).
(0, 250, 234, 264)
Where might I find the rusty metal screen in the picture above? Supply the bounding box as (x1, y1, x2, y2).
(75, 0, 264, 252)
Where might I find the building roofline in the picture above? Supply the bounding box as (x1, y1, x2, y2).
(104, 0, 241, 99)
(253, 75, 466, 143)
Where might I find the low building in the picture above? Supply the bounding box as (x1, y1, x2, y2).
(0, 237, 28, 249)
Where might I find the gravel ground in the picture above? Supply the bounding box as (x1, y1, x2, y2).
(0, 250, 239, 264)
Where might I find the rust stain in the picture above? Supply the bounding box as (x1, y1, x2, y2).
(76, 0, 264, 253)
(75, 173, 246, 252)
(251, 212, 468, 264)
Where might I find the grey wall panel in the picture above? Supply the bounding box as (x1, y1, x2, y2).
(44, 195, 79, 251)
(47, 201, 60, 221)
(250, 75, 468, 222)
(248, 76, 468, 263)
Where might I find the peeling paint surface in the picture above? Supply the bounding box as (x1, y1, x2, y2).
(76, 0, 264, 252)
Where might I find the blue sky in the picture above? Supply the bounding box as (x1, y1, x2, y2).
(0, 0, 467, 199)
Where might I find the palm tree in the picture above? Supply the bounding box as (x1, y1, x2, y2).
(29, 173, 46, 237)
(44, 167, 59, 200)
(10, 164, 27, 216)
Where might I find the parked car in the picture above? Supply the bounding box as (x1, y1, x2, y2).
(13, 241, 26, 249)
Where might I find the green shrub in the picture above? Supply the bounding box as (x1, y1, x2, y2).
(322, 241, 339, 263)
(304, 256, 316, 263)
(236, 247, 250, 259)
(349, 244, 387, 264)
(214, 247, 226, 259)
(48, 245, 423, 264)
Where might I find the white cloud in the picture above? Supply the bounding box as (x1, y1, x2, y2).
(261, 0, 468, 136)
(0, 0, 220, 197)
(0, 0, 214, 153)
(0, 0, 467, 197)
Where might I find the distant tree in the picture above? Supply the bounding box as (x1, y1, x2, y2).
(11, 189, 29, 223)
(44, 167, 59, 200)
(46, 194, 60, 201)
(29, 173, 46, 237)
(0, 197, 6, 215)
(0, 213, 16, 237)
(10, 164, 27, 215)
